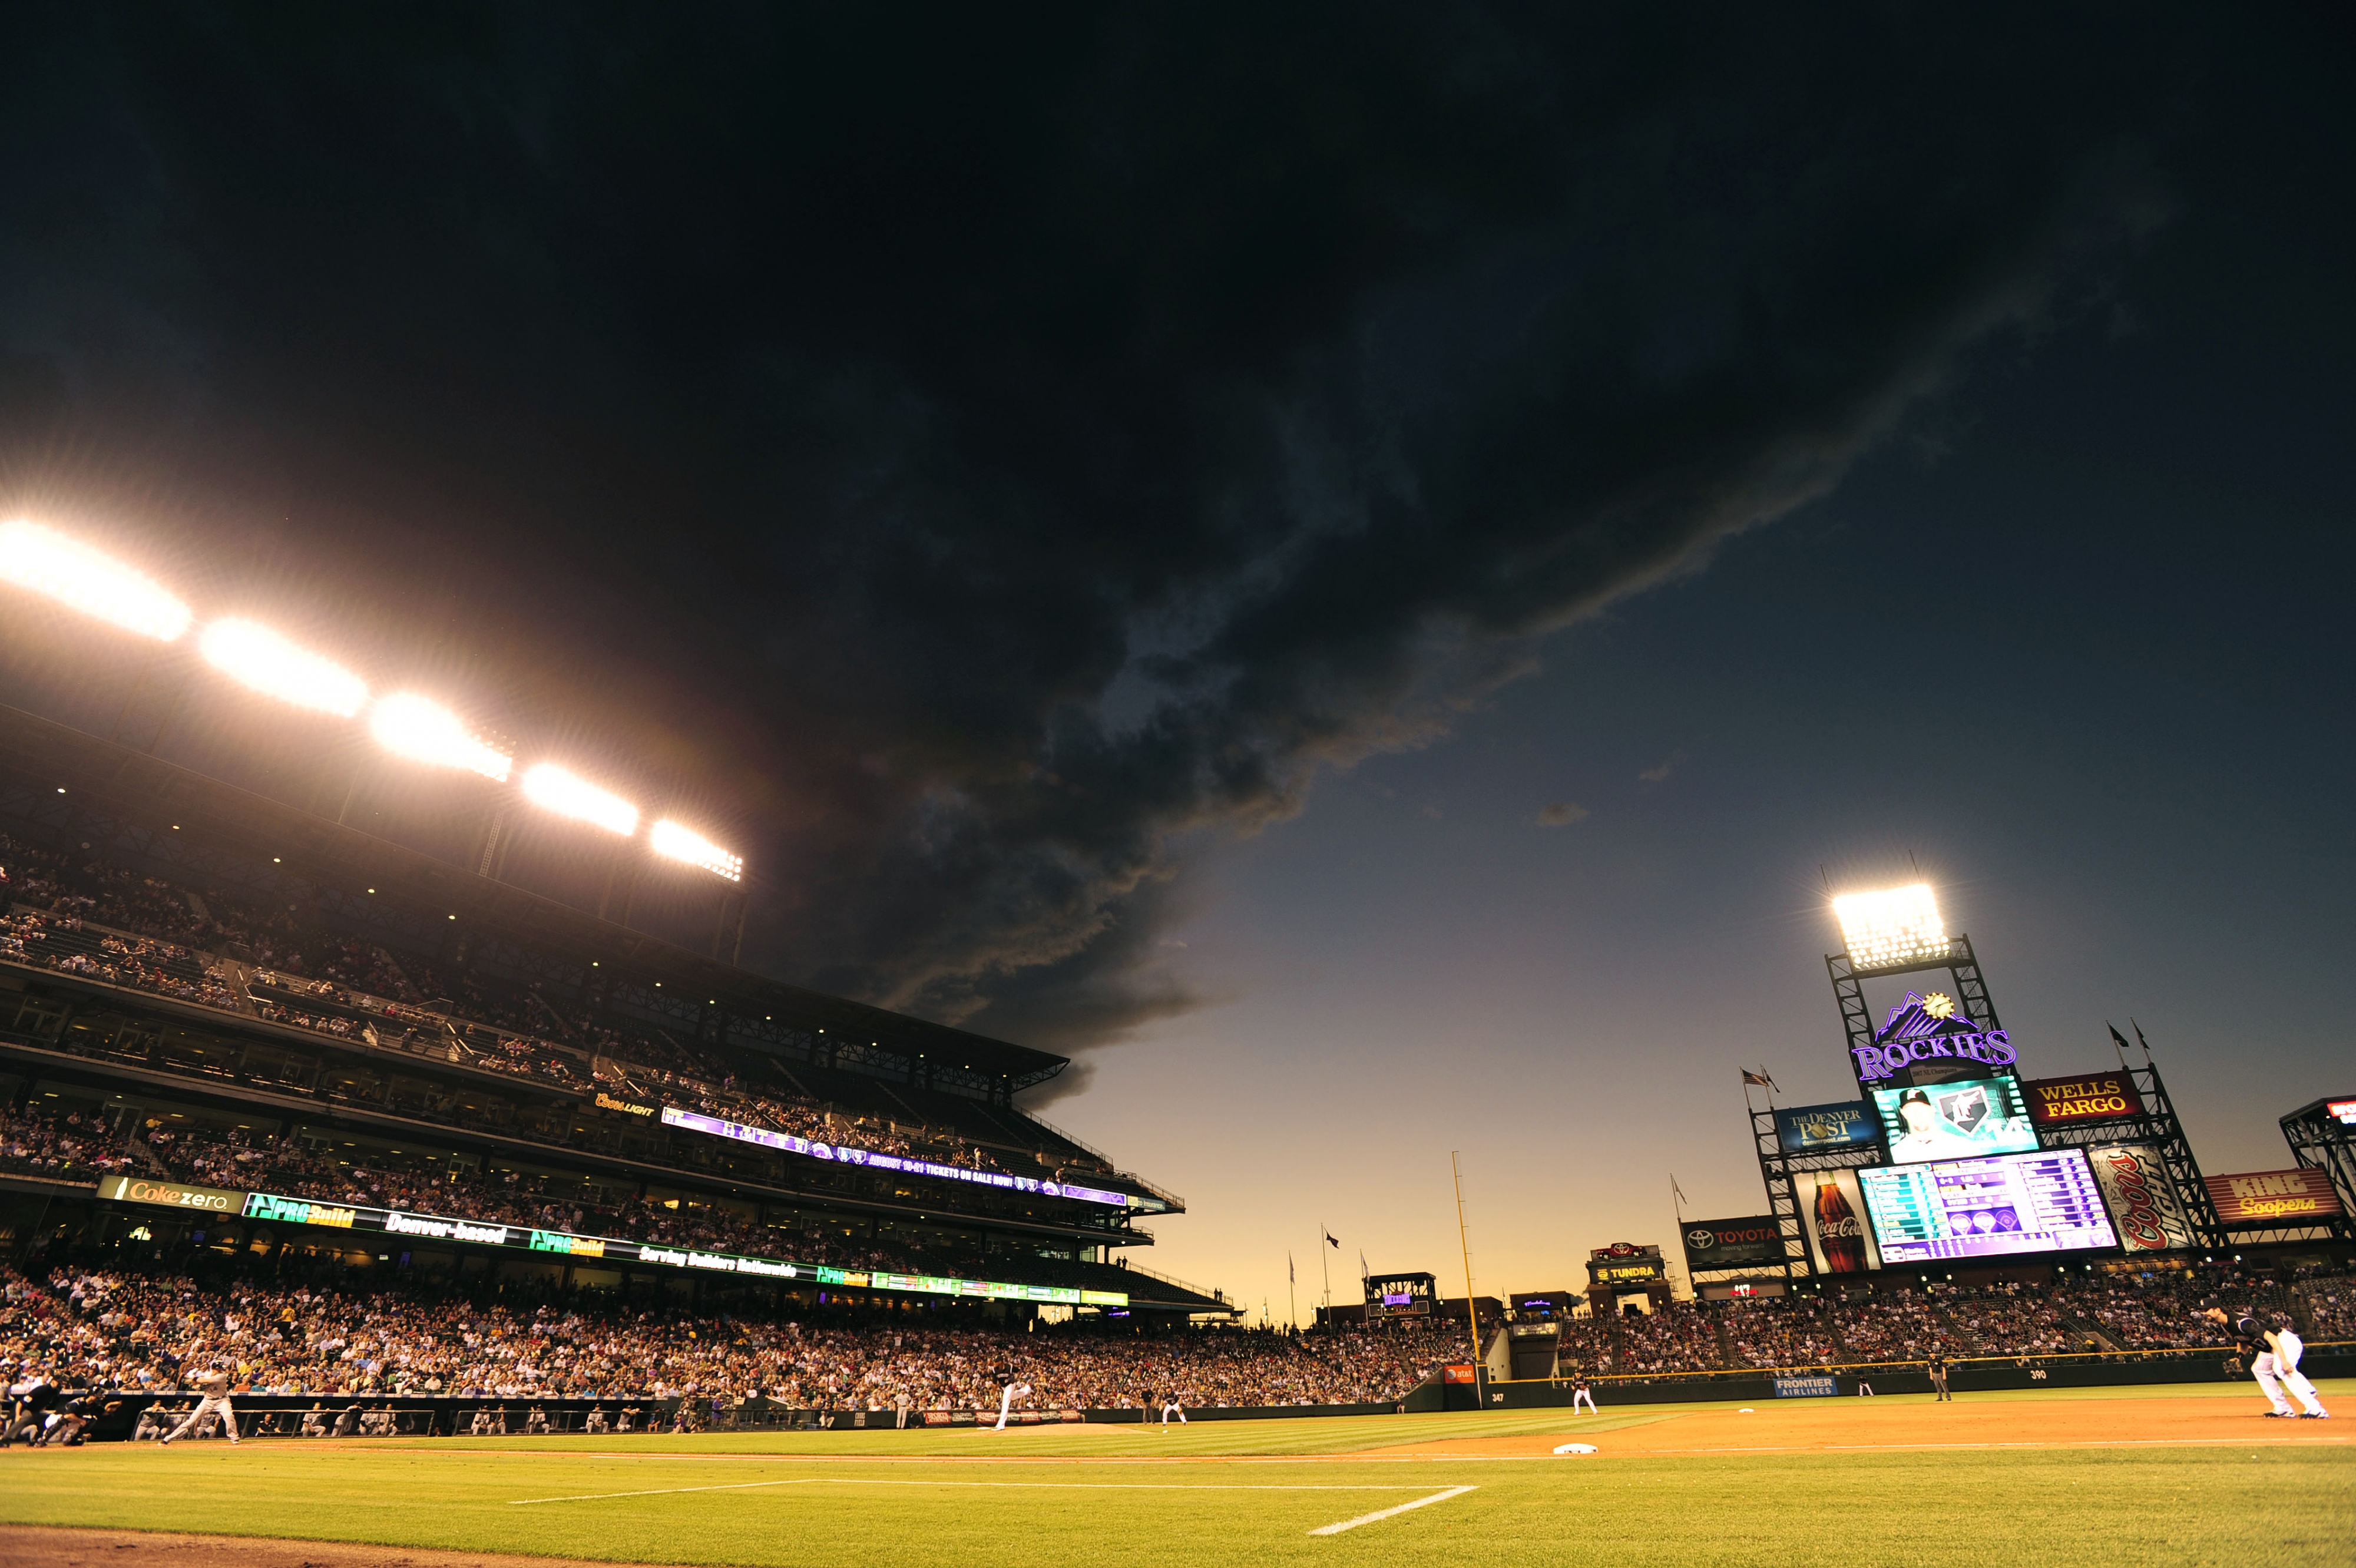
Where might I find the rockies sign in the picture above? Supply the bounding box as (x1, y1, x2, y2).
(1680, 1215, 1786, 1271)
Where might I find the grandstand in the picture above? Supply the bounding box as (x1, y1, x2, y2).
(0, 700, 1227, 1322)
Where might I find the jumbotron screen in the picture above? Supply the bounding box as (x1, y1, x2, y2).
(1858, 1149, 2119, 1263)
(1869, 1075, 2037, 1164)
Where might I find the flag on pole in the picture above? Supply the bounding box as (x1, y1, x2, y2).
(1288, 1252, 1295, 1283)
(1741, 1068, 1772, 1087)
(1359, 1251, 1369, 1285)
(1672, 1173, 1689, 1206)
(1324, 1230, 1340, 1249)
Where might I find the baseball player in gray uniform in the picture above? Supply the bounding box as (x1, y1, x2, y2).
(161, 1367, 240, 1445)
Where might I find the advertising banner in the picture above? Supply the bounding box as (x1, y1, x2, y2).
(97, 1175, 246, 1213)
(1775, 1101, 1882, 1155)
(1858, 1149, 2118, 1264)
(1871, 1076, 2038, 1164)
(1680, 1216, 1786, 1272)
(660, 1105, 1134, 1208)
(2328, 1099, 2356, 1127)
(1773, 1375, 1838, 1398)
(2022, 1074, 2146, 1127)
(2205, 1169, 2344, 1227)
(1794, 1169, 1881, 1275)
(224, 1189, 1125, 1305)
(2085, 1143, 2196, 1253)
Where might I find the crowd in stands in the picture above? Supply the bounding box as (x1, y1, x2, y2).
(1, 908, 242, 1012)
(1718, 1295, 1846, 1368)
(0, 826, 1110, 1189)
(0, 1103, 143, 1181)
(0, 1261, 1463, 1409)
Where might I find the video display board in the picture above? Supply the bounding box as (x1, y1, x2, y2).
(1775, 1101, 1883, 1155)
(1858, 1149, 2119, 1263)
(1871, 1075, 2037, 1164)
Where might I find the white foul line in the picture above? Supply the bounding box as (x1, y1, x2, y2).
(512, 1477, 1441, 1506)
(1309, 1486, 1477, 1536)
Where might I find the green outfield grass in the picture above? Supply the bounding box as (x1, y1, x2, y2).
(4, 1385, 2350, 1568)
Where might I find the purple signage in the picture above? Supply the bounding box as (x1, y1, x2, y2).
(659, 1106, 1133, 1208)
(1851, 992, 2018, 1086)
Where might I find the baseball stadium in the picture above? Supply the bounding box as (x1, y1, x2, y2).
(0, 522, 2351, 1566)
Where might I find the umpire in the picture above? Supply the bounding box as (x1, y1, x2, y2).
(1927, 1352, 1952, 1402)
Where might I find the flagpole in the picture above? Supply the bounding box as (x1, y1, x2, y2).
(1319, 1224, 1332, 1330)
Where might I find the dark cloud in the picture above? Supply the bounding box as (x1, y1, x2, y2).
(0, 6, 2186, 1062)
(1536, 802, 1589, 829)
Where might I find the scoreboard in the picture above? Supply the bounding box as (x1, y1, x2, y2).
(1858, 1149, 2119, 1264)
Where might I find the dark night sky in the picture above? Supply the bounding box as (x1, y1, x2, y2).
(2, 6, 2351, 1309)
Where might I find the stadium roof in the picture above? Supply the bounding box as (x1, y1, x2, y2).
(0, 701, 1070, 1094)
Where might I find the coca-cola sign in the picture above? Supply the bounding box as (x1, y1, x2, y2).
(1795, 1169, 1881, 1274)
(2084, 1144, 2194, 1253)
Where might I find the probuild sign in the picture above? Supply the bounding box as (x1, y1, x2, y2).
(98, 1175, 243, 1213)
(1680, 1216, 1785, 1271)
(2023, 1074, 2145, 1127)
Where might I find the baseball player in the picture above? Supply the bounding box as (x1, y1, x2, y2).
(160, 1366, 240, 1445)
(2265, 1311, 2329, 1418)
(1159, 1393, 1187, 1429)
(1570, 1371, 1597, 1415)
(2202, 1305, 2325, 1418)
(994, 1372, 1033, 1432)
(1927, 1352, 1951, 1402)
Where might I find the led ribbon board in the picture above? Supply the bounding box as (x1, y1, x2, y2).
(659, 1106, 1134, 1208)
(1857, 1149, 2118, 1263)
(218, 1189, 1126, 1305)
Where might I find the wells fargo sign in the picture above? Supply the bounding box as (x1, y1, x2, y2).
(2022, 1073, 2145, 1127)
(2205, 1169, 2344, 1227)
(98, 1175, 244, 1213)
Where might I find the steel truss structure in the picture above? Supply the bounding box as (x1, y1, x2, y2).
(1751, 1100, 1882, 1281)
(2018, 1053, 2231, 1250)
(1827, 932, 2000, 1064)
(2276, 1097, 2356, 1246)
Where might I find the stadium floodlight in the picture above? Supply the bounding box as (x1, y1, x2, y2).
(0, 519, 193, 641)
(521, 762, 639, 836)
(1832, 882, 1949, 970)
(198, 618, 368, 717)
(651, 818, 743, 882)
(368, 692, 512, 782)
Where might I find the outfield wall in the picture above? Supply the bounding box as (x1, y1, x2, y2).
(1475, 1349, 2356, 1407)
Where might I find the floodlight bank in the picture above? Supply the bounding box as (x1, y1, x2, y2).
(369, 693, 514, 782)
(0, 519, 193, 641)
(199, 618, 369, 717)
(521, 762, 640, 836)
